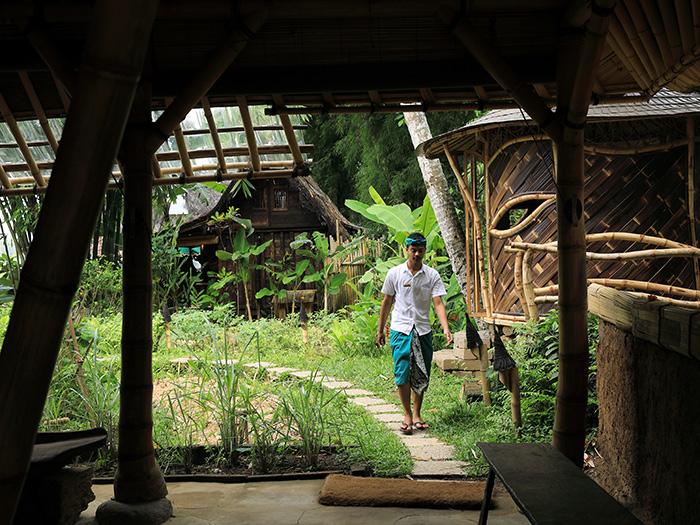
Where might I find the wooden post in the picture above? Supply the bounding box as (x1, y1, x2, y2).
(0, 1, 158, 521)
(112, 68, 168, 504)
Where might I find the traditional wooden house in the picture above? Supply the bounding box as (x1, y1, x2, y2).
(176, 175, 359, 316)
(418, 89, 700, 325)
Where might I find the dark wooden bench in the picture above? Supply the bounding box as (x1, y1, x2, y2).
(14, 428, 108, 525)
(477, 442, 644, 525)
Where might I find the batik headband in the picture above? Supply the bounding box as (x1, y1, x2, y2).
(406, 237, 427, 247)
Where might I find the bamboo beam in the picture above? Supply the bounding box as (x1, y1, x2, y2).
(112, 72, 168, 506)
(0, 164, 13, 190)
(12, 18, 77, 96)
(146, 10, 268, 155)
(165, 98, 195, 180)
(0, 166, 303, 197)
(273, 95, 305, 167)
(201, 96, 227, 174)
(536, 280, 700, 300)
(18, 72, 60, 153)
(236, 96, 262, 172)
(0, 1, 158, 521)
(688, 116, 700, 289)
(0, 92, 46, 187)
(438, 6, 562, 142)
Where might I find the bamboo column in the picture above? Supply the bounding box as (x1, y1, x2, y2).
(0, 1, 158, 522)
(110, 69, 169, 507)
(440, 2, 614, 465)
(688, 116, 700, 288)
(551, 0, 614, 465)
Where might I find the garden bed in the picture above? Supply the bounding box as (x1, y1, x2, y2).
(89, 444, 368, 484)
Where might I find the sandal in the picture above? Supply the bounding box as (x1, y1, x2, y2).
(399, 422, 413, 435)
(414, 421, 429, 430)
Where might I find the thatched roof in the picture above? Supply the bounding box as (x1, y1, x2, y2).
(178, 175, 359, 241)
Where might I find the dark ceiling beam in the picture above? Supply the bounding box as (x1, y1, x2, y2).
(0, 1, 570, 22)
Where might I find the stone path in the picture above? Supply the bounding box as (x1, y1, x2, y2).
(243, 361, 469, 479)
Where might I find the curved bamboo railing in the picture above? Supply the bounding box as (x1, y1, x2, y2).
(489, 192, 556, 238)
(506, 233, 700, 320)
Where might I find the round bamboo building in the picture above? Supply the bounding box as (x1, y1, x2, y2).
(418, 90, 700, 325)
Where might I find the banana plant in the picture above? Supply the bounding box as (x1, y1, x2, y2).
(290, 231, 348, 311)
(216, 227, 273, 321)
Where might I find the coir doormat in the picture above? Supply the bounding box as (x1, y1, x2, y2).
(318, 474, 491, 510)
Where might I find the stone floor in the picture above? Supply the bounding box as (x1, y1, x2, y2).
(76, 362, 529, 524)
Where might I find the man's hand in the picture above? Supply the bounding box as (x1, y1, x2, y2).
(444, 328, 453, 346)
(376, 331, 386, 347)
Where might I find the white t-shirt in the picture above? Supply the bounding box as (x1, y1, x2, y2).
(381, 261, 447, 336)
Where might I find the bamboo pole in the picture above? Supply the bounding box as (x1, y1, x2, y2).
(18, 72, 60, 153)
(237, 96, 262, 172)
(201, 96, 227, 174)
(464, 153, 473, 315)
(481, 148, 495, 318)
(688, 116, 700, 288)
(513, 249, 527, 319)
(489, 194, 556, 238)
(537, 279, 700, 301)
(274, 94, 306, 167)
(444, 146, 491, 317)
(0, 1, 158, 521)
(166, 97, 195, 180)
(0, 92, 46, 187)
(0, 164, 13, 190)
(521, 249, 539, 321)
(553, 0, 614, 465)
(146, 9, 269, 156)
(113, 69, 168, 505)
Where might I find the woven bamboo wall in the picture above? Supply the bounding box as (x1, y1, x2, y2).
(488, 141, 697, 317)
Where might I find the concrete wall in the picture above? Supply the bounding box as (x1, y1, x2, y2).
(595, 320, 700, 524)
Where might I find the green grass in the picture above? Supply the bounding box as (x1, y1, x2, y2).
(34, 306, 582, 479)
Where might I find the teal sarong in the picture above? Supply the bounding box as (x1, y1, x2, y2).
(390, 328, 433, 394)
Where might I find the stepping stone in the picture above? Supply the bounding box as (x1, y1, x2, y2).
(243, 361, 276, 370)
(321, 380, 354, 389)
(401, 436, 443, 446)
(411, 460, 468, 478)
(212, 359, 237, 367)
(406, 444, 456, 460)
(266, 367, 298, 374)
(290, 370, 313, 379)
(373, 413, 403, 423)
(343, 388, 374, 397)
(349, 396, 387, 406)
(364, 404, 401, 414)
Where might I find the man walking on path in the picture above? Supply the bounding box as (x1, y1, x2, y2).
(376, 232, 453, 435)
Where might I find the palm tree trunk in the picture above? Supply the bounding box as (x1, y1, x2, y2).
(403, 111, 470, 297)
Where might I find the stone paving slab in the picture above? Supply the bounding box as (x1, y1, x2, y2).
(373, 412, 404, 423)
(411, 460, 469, 478)
(407, 444, 456, 460)
(340, 388, 371, 396)
(348, 396, 387, 406)
(364, 403, 401, 414)
(401, 436, 444, 446)
(321, 380, 355, 389)
(266, 367, 299, 375)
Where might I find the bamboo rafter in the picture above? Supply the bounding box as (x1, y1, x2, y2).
(18, 72, 59, 153)
(273, 94, 305, 167)
(0, 92, 46, 187)
(236, 96, 261, 172)
(201, 96, 227, 175)
(166, 98, 195, 180)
